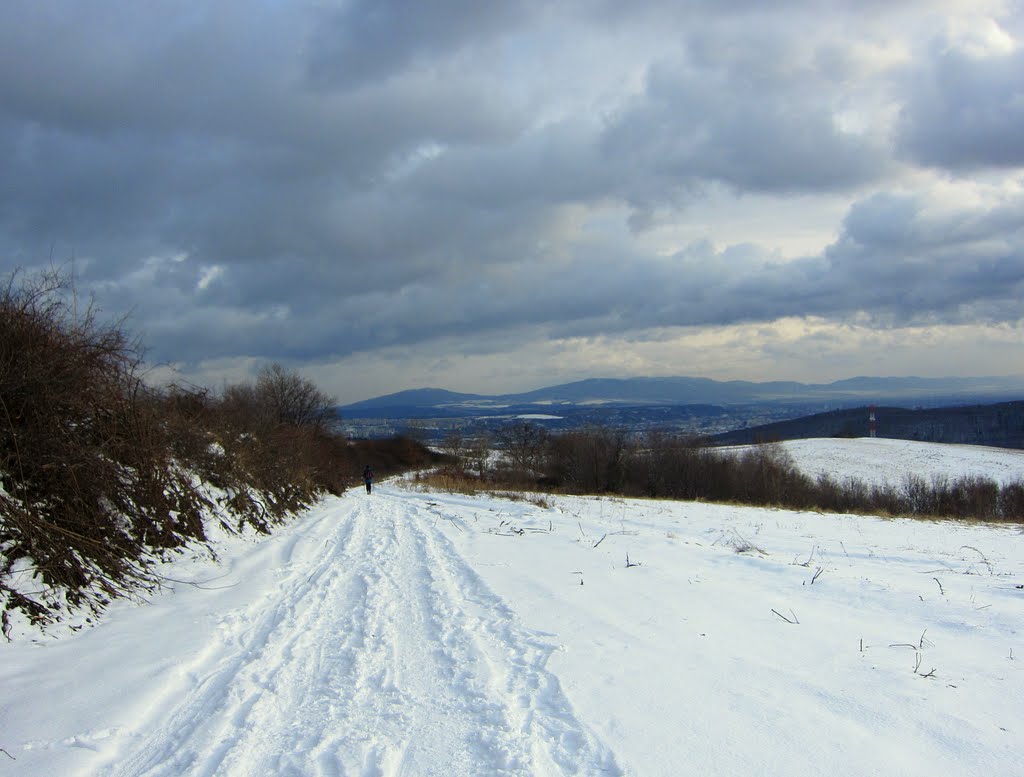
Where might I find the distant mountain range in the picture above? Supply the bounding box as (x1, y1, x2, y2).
(341, 375, 1024, 417)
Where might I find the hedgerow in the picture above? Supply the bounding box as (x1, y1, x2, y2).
(0, 269, 436, 633)
(441, 422, 1024, 522)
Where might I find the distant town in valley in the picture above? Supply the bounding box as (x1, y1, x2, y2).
(337, 375, 1024, 449)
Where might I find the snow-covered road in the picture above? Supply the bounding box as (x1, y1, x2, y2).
(4, 438, 1024, 777)
(97, 494, 619, 777)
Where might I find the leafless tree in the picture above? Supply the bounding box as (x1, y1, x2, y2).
(255, 363, 337, 432)
(495, 421, 548, 473)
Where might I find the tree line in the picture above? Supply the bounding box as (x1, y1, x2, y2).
(436, 421, 1024, 522)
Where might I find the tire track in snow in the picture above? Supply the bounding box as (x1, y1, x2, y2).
(102, 504, 378, 777)
(100, 492, 620, 776)
(395, 503, 622, 776)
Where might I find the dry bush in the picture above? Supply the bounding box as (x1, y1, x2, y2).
(443, 426, 492, 481)
(999, 481, 1024, 521)
(0, 270, 211, 625)
(255, 363, 336, 433)
(544, 426, 629, 493)
(494, 422, 548, 475)
(626, 431, 710, 499)
(349, 436, 445, 482)
(414, 469, 488, 495)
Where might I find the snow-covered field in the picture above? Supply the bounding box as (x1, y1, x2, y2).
(2, 439, 1023, 776)
(775, 437, 1024, 487)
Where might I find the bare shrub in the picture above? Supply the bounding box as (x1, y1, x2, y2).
(628, 431, 709, 499)
(730, 444, 816, 507)
(495, 422, 548, 475)
(441, 425, 491, 480)
(545, 426, 629, 493)
(999, 480, 1024, 521)
(414, 468, 487, 495)
(0, 269, 209, 624)
(255, 363, 336, 433)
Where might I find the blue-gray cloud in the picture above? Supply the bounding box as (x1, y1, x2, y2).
(898, 46, 1024, 169)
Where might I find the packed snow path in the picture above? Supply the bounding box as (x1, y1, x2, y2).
(102, 491, 621, 777)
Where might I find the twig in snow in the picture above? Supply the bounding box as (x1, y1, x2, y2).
(810, 567, 823, 585)
(797, 545, 818, 567)
(959, 545, 993, 575)
(933, 577, 944, 596)
(914, 652, 936, 678)
(717, 529, 765, 555)
(771, 608, 799, 624)
(919, 629, 933, 649)
(625, 553, 642, 568)
(151, 570, 239, 591)
(1, 748, 15, 761)
(487, 525, 525, 536)
(593, 533, 608, 549)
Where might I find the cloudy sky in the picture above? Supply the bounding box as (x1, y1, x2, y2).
(2, 1, 1022, 403)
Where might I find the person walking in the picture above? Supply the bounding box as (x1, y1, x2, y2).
(362, 465, 374, 494)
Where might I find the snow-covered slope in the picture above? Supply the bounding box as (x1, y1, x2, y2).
(2, 439, 1022, 776)
(776, 437, 1024, 487)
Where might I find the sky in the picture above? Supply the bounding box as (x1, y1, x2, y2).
(1, 1, 1023, 404)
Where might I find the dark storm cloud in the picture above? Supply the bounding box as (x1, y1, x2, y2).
(305, 0, 536, 88)
(897, 45, 1024, 169)
(0, 0, 1021, 384)
(821, 190, 1024, 321)
(600, 56, 890, 203)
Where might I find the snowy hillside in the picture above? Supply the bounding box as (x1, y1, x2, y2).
(2, 439, 1023, 776)
(762, 437, 1024, 487)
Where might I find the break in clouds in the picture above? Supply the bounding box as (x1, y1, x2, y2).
(1, 1, 1022, 399)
